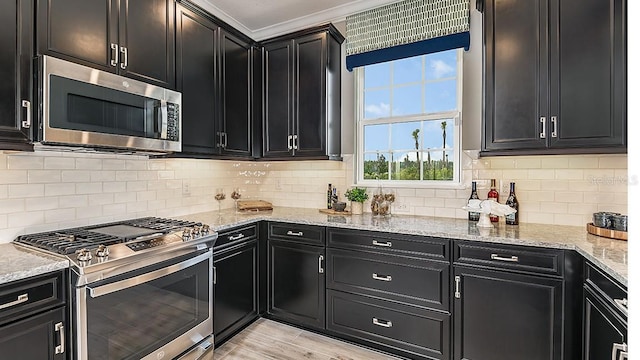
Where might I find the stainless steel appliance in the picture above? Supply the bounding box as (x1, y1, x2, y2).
(15, 217, 217, 360)
(37, 55, 181, 153)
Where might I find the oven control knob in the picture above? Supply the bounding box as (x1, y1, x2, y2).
(77, 248, 92, 262)
(192, 226, 202, 237)
(95, 245, 109, 258)
(202, 224, 210, 234)
(182, 228, 192, 240)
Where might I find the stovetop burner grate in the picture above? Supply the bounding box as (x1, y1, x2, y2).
(15, 217, 200, 255)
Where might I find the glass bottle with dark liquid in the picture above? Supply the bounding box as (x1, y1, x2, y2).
(468, 181, 480, 221)
(505, 182, 519, 225)
(488, 179, 499, 223)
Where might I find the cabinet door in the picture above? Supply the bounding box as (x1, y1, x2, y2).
(293, 33, 327, 157)
(214, 240, 259, 346)
(220, 30, 253, 157)
(263, 41, 294, 158)
(453, 266, 562, 360)
(0, 307, 66, 360)
(549, 0, 626, 149)
(0, 0, 33, 150)
(37, 0, 118, 72)
(583, 287, 626, 360)
(176, 5, 218, 155)
(119, 0, 175, 89)
(483, 0, 549, 151)
(268, 240, 325, 330)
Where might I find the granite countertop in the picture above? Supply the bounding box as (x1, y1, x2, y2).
(180, 207, 628, 286)
(0, 244, 69, 286)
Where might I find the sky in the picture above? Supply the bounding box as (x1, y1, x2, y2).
(362, 49, 459, 161)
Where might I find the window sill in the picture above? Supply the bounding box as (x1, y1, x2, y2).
(352, 180, 466, 190)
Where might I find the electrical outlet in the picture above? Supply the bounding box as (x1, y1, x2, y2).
(275, 179, 283, 190)
(395, 203, 409, 213)
(182, 180, 191, 197)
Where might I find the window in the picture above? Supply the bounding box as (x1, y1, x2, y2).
(356, 49, 462, 186)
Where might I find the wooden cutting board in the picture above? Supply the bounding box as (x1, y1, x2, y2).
(586, 223, 627, 241)
(319, 208, 351, 215)
(237, 200, 273, 211)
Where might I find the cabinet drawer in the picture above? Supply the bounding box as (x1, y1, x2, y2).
(268, 222, 325, 246)
(453, 241, 563, 276)
(585, 262, 627, 317)
(215, 224, 258, 250)
(0, 271, 65, 326)
(327, 228, 448, 260)
(327, 248, 449, 311)
(327, 290, 450, 360)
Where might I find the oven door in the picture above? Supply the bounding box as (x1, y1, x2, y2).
(75, 250, 212, 360)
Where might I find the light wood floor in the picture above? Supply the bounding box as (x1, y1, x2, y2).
(206, 318, 403, 360)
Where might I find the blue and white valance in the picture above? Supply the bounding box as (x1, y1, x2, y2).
(346, 0, 470, 71)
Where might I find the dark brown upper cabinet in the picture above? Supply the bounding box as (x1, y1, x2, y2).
(176, 2, 255, 158)
(0, 0, 33, 150)
(483, 0, 626, 155)
(262, 24, 343, 160)
(37, 0, 176, 89)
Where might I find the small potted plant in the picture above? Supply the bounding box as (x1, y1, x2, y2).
(345, 187, 369, 215)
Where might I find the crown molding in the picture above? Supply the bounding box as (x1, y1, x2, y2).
(190, 0, 399, 41)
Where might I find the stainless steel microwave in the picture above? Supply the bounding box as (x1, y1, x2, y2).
(37, 56, 181, 153)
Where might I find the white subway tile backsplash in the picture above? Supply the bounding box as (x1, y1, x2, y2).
(59, 195, 88, 208)
(103, 159, 126, 170)
(76, 158, 102, 170)
(61, 170, 92, 182)
(554, 192, 584, 203)
(8, 184, 45, 198)
(76, 183, 103, 195)
(25, 197, 59, 211)
(0, 170, 28, 184)
(45, 183, 75, 196)
(540, 156, 569, 169)
(0, 185, 7, 199)
(7, 155, 43, 169)
(45, 208, 76, 223)
(0, 199, 25, 214)
(9, 211, 45, 227)
(91, 171, 116, 182)
(28, 170, 62, 183)
(88, 194, 115, 206)
(598, 156, 627, 169)
(44, 157, 76, 169)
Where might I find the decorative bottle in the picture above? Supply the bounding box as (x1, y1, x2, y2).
(468, 181, 480, 221)
(327, 184, 333, 209)
(487, 179, 499, 223)
(505, 182, 519, 225)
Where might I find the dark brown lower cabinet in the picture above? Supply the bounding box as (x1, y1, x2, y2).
(267, 239, 325, 330)
(213, 239, 259, 346)
(453, 266, 563, 360)
(327, 290, 450, 360)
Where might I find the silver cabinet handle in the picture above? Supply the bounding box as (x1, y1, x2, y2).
(223, 132, 228, 148)
(120, 46, 128, 70)
(228, 233, 245, 241)
(110, 43, 119, 66)
(293, 134, 299, 150)
(491, 254, 519, 262)
(286, 231, 303, 237)
(216, 131, 222, 147)
(455, 276, 461, 298)
(551, 116, 558, 138)
(55, 322, 65, 354)
(372, 273, 392, 282)
(213, 266, 217, 285)
(614, 298, 628, 316)
(540, 116, 546, 139)
(372, 318, 392, 328)
(21, 100, 31, 128)
(612, 343, 627, 360)
(0, 293, 28, 310)
(372, 240, 392, 247)
(318, 255, 324, 273)
(287, 135, 293, 150)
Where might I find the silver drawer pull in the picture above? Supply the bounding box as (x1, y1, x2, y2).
(491, 254, 519, 262)
(372, 273, 392, 282)
(0, 293, 28, 310)
(614, 298, 628, 315)
(372, 318, 392, 328)
(228, 233, 245, 241)
(287, 231, 304, 237)
(55, 322, 65, 354)
(372, 240, 392, 247)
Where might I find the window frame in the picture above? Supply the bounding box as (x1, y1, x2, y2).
(354, 49, 464, 188)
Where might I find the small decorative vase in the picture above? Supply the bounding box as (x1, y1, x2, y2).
(351, 202, 364, 215)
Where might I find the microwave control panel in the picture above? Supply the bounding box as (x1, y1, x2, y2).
(167, 103, 180, 141)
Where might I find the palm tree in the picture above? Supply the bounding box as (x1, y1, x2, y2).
(411, 129, 420, 164)
(440, 121, 447, 168)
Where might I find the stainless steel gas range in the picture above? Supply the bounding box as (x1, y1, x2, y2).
(14, 217, 218, 360)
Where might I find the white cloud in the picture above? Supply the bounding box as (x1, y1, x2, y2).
(430, 60, 455, 79)
(365, 102, 391, 117)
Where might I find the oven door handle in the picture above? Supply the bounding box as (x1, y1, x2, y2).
(86, 250, 212, 298)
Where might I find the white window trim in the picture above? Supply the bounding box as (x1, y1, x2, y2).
(354, 49, 464, 189)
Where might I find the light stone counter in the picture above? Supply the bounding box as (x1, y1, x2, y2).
(0, 244, 69, 285)
(180, 207, 628, 286)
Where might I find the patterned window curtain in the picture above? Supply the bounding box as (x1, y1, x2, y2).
(345, 0, 470, 71)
